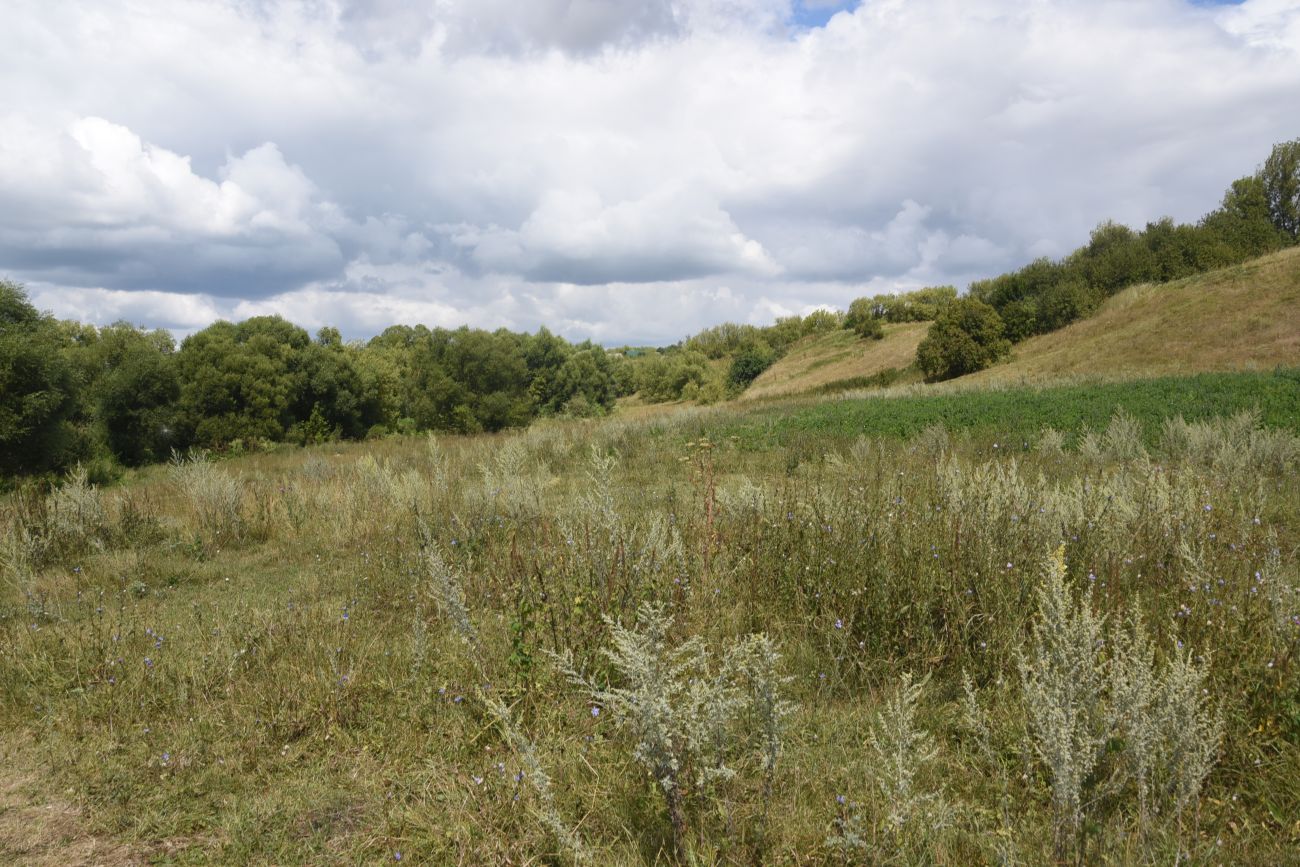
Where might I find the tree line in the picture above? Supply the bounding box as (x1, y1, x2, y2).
(0, 295, 628, 481)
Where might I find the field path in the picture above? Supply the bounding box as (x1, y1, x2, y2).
(0, 740, 141, 866)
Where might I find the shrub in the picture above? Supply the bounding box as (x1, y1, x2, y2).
(1014, 546, 1223, 862)
(915, 298, 1010, 382)
(727, 342, 778, 387)
(553, 603, 792, 861)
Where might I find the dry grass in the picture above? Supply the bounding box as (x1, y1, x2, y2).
(0, 740, 143, 866)
(972, 246, 1300, 384)
(741, 323, 928, 400)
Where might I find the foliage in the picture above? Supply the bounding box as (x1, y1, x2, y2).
(0, 281, 83, 477)
(0, 306, 629, 478)
(1013, 547, 1222, 862)
(553, 603, 792, 861)
(1261, 138, 1300, 242)
(727, 341, 778, 387)
(949, 139, 1300, 372)
(915, 297, 1010, 382)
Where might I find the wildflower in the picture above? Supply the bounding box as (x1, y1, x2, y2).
(834, 619, 843, 630)
(590, 706, 600, 717)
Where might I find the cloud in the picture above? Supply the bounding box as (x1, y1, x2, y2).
(2, 0, 1299, 345)
(452, 185, 779, 283)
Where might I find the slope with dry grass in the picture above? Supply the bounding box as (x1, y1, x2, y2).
(740, 322, 928, 400)
(973, 246, 1300, 384)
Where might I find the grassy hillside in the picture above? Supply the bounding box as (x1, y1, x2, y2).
(975, 245, 1300, 383)
(737, 247, 1298, 403)
(741, 322, 927, 400)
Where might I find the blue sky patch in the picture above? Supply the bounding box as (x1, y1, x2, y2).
(791, 0, 859, 29)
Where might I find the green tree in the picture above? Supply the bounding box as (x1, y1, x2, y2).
(0, 280, 82, 476)
(99, 338, 180, 465)
(294, 330, 371, 442)
(843, 298, 885, 339)
(1070, 221, 1156, 296)
(800, 308, 843, 334)
(552, 345, 617, 415)
(915, 298, 1010, 382)
(1201, 175, 1286, 260)
(176, 316, 310, 446)
(727, 340, 778, 387)
(1260, 138, 1300, 242)
(523, 326, 573, 413)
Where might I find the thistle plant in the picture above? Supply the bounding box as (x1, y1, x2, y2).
(870, 672, 949, 836)
(1036, 427, 1066, 458)
(1101, 409, 1148, 464)
(419, 524, 587, 863)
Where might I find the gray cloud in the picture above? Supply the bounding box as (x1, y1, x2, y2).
(3, 0, 1299, 345)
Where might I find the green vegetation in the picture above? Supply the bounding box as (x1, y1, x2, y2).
(844, 285, 956, 332)
(0, 284, 628, 483)
(915, 298, 1010, 382)
(2, 380, 1297, 863)
(718, 368, 1300, 448)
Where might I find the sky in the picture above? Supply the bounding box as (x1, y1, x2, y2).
(1, 0, 1297, 346)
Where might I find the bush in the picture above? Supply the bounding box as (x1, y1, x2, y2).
(915, 298, 1010, 382)
(728, 342, 778, 387)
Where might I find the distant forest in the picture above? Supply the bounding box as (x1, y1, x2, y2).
(2, 140, 1298, 482)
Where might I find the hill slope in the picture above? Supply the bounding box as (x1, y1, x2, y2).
(973, 246, 1300, 383)
(740, 321, 927, 400)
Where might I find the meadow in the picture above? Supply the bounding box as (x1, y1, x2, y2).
(2, 382, 1298, 864)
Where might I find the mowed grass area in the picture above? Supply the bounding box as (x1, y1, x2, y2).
(741, 323, 928, 401)
(1, 378, 1299, 863)
(975, 245, 1300, 383)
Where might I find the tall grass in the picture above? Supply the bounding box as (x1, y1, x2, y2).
(0, 395, 1297, 862)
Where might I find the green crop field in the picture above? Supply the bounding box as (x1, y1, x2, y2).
(722, 368, 1300, 447)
